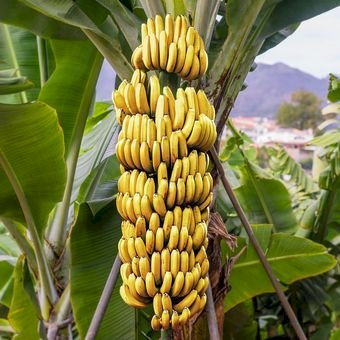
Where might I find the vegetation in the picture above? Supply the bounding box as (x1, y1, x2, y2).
(276, 90, 323, 130)
(0, 1, 339, 339)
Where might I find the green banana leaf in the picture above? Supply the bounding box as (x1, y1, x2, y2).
(0, 102, 66, 234)
(224, 225, 337, 311)
(70, 203, 135, 339)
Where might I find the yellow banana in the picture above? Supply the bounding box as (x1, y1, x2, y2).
(118, 238, 131, 263)
(198, 293, 207, 313)
(149, 75, 160, 115)
(189, 295, 201, 316)
(159, 30, 168, 69)
(171, 310, 180, 329)
(113, 91, 129, 113)
(153, 293, 163, 317)
(176, 88, 188, 112)
(180, 15, 188, 38)
(179, 272, 194, 297)
(165, 42, 177, 73)
(135, 276, 149, 298)
(131, 69, 141, 86)
(193, 205, 202, 223)
(192, 222, 206, 250)
(170, 130, 179, 165)
(176, 178, 185, 206)
(154, 14, 164, 39)
(141, 194, 152, 221)
(162, 293, 172, 312)
(147, 119, 156, 149)
(161, 136, 170, 167)
(186, 26, 195, 46)
(199, 48, 208, 76)
(174, 36, 186, 73)
(180, 251, 189, 274)
(163, 114, 172, 139)
(179, 45, 194, 78)
(174, 289, 197, 312)
(201, 258, 210, 277)
(140, 141, 153, 172)
(161, 248, 170, 280)
(135, 237, 148, 258)
(156, 119, 166, 143)
(185, 175, 195, 204)
(165, 14, 173, 45)
(153, 194, 167, 217)
(173, 206, 182, 230)
(170, 159, 182, 182)
(151, 315, 162, 331)
(163, 86, 176, 123)
(173, 15, 181, 43)
(145, 272, 158, 297)
(131, 139, 142, 170)
(116, 193, 126, 219)
(157, 162, 168, 184)
(139, 256, 151, 280)
(157, 178, 169, 199)
(171, 271, 185, 297)
(124, 139, 135, 169)
(163, 211, 174, 241)
(129, 169, 138, 196)
(201, 207, 210, 221)
(127, 236, 137, 259)
(193, 30, 200, 54)
(152, 141, 161, 171)
(124, 83, 138, 114)
(184, 54, 200, 81)
(188, 249, 195, 270)
(173, 98, 185, 130)
(166, 181, 176, 210)
(198, 152, 207, 176)
(178, 226, 189, 251)
(182, 207, 192, 229)
(131, 256, 140, 277)
(141, 23, 148, 42)
(177, 130, 188, 158)
(191, 265, 200, 287)
(195, 278, 205, 295)
(155, 94, 166, 127)
(135, 83, 150, 114)
(147, 17, 155, 36)
(155, 228, 164, 253)
(144, 178, 156, 202)
(199, 192, 213, 211)
(195, 246, 207, 265)
(170, 249, 180, 279)
(160, 271, 172, 294)
(182, 109, 196, 139)
(120, 284, 148, 308)
(193, 172, 203, 203)
(197, 89, 210, 118)
(151, 252, 161, 285)
(198, 174, 211, 204)
(136, 172, 147, 195)
(145, 229, 155, 255)
(187, 120, 202, 147)
(126, 196, 137, 223)
(179, 306, 192, 325)
(120, 262, 132, 285)
(168, 225, 179, 251)
(161, 310, 170, 330)
(140, 115, 149, 142)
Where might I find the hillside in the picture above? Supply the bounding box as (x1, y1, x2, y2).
(96, 61, 328, 117)
(232, 62, 328, 117)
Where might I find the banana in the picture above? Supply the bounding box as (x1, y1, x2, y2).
(179, 272, 194, 297)
(121, 115, 130, 138)
(170, 159, 182, 182)
(118, 238, 130, 263)
(153, 293, 163, 317)
(157, 178, 169, 199)
(165, 42, 177, 73)
(155, 14, 164, 39)
(199, 192, 213, 211)
(180, 157, 190, 182)
(182, 109, 196, 139)
(135, 237, 148, 258)
(174, 289, 197, 313)
(119, 164, 126, 175)
(140, 141, 153, 172)
(145, 229, 155, 255)
(141, 23, 148, 42)
(171, 271, 185, 297)
(179, 45, 194, 78)
(149, 75, 160, 115)
(185, 175, 195, 204)
(176, 178, 185, 206)
(155, 228, 164, 252)
(120, 262, 132, 284)
(173, 15, 181, 43)
(203, 237, 209, 249)
(118, 171, 128, 194)
(135, 83, 150, 114)
(201, 258, 210, 277)
(145, 272, 158, 297)
(163, 211, 174, 241)
(131, 256, 140, 277)
(188, 249, 195, 269)
(191, 265, 200, 287)
(162, 293, 172, 312)
(136, 172, 147, 195)
(173, 206, 182, 230)
(160, 271, 172, 294)
(151, 252, 162, 285)
(170, 130, 179, 165)
(164, 115, 172, 139)
(198, 152, 207, 176)
(195, 278, 205, 295)
(168, 225, 179, 251)
(171, 310, 180, 329)
(165, 14, 173, 45)
(124, 83, 138, 114)
(157, 162, 168, 184)
(131, 45, 145, 70)
(193, 205, 202, 223)
(161, 248, 170, 280)
(187, 120, 202, 147)
(129, 170, 138, 196)
(115, 139, 127, 168)
(147, 17, 155, 36)
(173, 98, 185, 130)
(198, 174, 211, 204)
(198, 115, 211, 149)
(182, 207, 192, 230)
(170, 249, 180, 279)
(197, 90, 210, 118)
(192, 222, 206, 250)
(152, 141, 161, 171)
(177, 130, 188, 158)
(184, 54, 200, 81)
(127, 237, 137, 259)
(193, 31, 200, 54)
(131, 69, 141, 86)
(209, 104, 216, 120)
(126, 196, 137, 223)
(128, 274, 148, 302)
(113, 91, 129, 113)
(155, 94, 166, 126)
(180, 251, 189, 274)
(180, 15, 188, 38)
(153, 194, 167, 217)
(161, 310, 170, 330)
(135, 276, 149, 298)
(195, 246, 207, 265)
(179, 307, 191, 326)
(163, 87, 176, 123)
(161, 136, 171, 167)
(147, 119, 156, 149)
(141, 195, 152, 222)
(156, 119, 166, 143)
(178, 226, 189, 251)
(141, 115, 149, 142)
(123, 139, 135, 169)
(199, 48, 208, 76)
(174, 36, 186, 73)
(198, 293, 207, 313)
(193, 172, 203, 203)
(116, 193, 126, 219)
(120, 285, 148, 308)
(186, 26, 195, 46)
(121, 193, 130, 220)
(166, 181, 176, 210)
(144, 178, 156, 202)
(159, 30, 168, 69)
(176, 88, 188, 112)
(151, 315, 162, 331)
(133, 193, 142, 218)
(203, 276, 209, 293)
(131, 139, 142, 170)
(189, 295, 201, 316)
(139, 256, 151, 280)
(116, 108, 125, 125)
(201, 207, 210, 222)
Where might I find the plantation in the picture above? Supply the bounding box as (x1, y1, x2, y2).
(0, 1, 339, 339)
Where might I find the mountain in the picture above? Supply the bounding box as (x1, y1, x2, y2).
(95, 61, 328, 118)
(232, 62, 328, 117)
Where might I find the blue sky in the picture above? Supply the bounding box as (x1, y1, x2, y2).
(256, 6, 340, 78)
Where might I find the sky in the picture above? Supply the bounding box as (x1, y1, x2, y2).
(256, 6, 340, 79)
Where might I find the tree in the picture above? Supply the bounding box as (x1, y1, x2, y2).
(0, 1, 339, 339)
(276, 90, 323, 130)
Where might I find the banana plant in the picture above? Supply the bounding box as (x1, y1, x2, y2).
(0, 1, 339, 339)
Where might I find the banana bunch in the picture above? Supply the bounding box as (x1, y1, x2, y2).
(131, 14, 208, 80)
(114, 14, 216, 331)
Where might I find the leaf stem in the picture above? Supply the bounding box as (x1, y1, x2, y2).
(36, 36, 49, 87)
(0, 150, 58, 319)
(0, 24, 27, 103)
